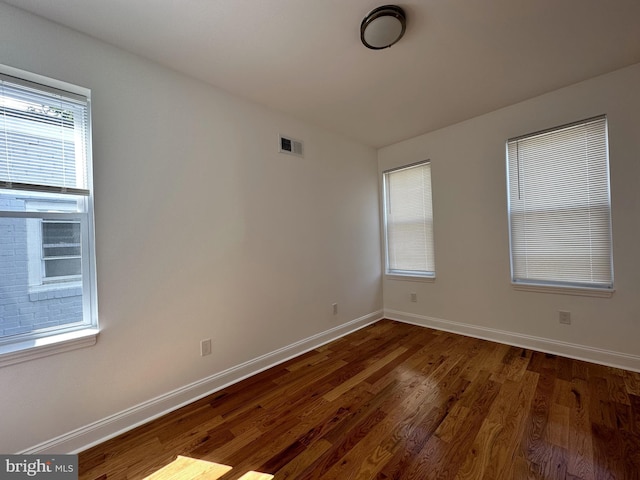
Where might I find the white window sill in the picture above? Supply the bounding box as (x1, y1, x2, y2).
(0, 328, 98, 368)
(29, 281, 82, 294)
(28, 282, 82, 301)
(385, 274, 436, 283)
(512, 283, 614, 298)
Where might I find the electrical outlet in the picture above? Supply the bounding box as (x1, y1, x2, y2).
(410, 292, 417, 302)
(559, 311, 571, 325)
(332, 303, 338, 315)
(200, 338, 212, 356)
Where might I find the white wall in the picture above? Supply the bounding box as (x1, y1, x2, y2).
(380, 63, 640, 369)
(0, 3, 382, 453)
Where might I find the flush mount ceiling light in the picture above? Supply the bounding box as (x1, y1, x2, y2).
(360, 5, 406, 50)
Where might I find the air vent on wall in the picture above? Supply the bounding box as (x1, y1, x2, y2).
(279, 135, 304, 157)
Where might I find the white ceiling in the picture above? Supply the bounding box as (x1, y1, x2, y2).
(4, 0, 640, 148)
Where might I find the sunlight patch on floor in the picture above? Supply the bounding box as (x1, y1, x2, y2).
(143, 455, 273, 480)
(238, 472, 274, 480)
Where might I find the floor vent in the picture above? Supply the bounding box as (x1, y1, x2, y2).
(279, 135, 304, 157)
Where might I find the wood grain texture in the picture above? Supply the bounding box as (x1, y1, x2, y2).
(79, 320, 640, 480)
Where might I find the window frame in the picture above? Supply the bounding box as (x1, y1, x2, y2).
(382, 160, 436, 280)
(505, 115, 614, 297)
(0, 64, 98, 367)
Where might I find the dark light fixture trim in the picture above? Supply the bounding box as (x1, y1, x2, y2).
(360, 5, 407, 50)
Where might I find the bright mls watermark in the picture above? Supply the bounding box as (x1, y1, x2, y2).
(0, 455, 77, 479)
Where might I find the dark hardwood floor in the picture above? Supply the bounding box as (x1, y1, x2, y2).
(79, 319, 640, 480)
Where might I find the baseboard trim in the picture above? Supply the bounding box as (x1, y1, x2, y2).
(21, 310, 383, 454)
(385, 309, 640, 373)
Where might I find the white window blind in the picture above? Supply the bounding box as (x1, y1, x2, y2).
(384, 161, 435, 276)
(0, 73, 89, 195)
(506, 116, 613, 289)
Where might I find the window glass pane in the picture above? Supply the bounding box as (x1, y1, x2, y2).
(44, 258, 81, 278)
(0, 217, 84, 339)
(42, 221, 80, 246)
(43, 246, 81, 257)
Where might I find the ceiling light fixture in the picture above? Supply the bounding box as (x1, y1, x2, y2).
(360, 5, 406, 50)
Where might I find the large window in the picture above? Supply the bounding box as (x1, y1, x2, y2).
(506, 116, 613, 292)
(383, 161, 435, 278)
(0, 65, 98, 363)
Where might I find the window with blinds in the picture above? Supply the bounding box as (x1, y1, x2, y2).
(0, 65, 98, 357)
(0, 74, 89, 194)
(383, 161, 435, 277)
(506, 116, 613, 290)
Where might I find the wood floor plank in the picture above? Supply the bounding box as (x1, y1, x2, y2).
(375, 405, 448, 479)
(271, 439, 332, 479)
(520, 368, 556, 470)
(189, 427, 262, 461)
(322, 346, 408, 402)
(319, 354, 468, 479)
(630, 394, 640, 434)
(454, 370, 539, 480)
(567, 379, 595, 480)
(78, 320, 640, 480)
(547, 403, 570, 449)
(623, 371, 640, 396)
(283, 351, 330, 372)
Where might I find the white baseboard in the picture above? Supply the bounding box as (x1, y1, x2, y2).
(21, 310, 383, 455)
(385, 309, 640, 373)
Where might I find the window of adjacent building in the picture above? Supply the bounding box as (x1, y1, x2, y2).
(506, 115, 613, 291)
(383, 161, 435, 278)
(0, 65, 98, 358)
(42, 220, 82, 281)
